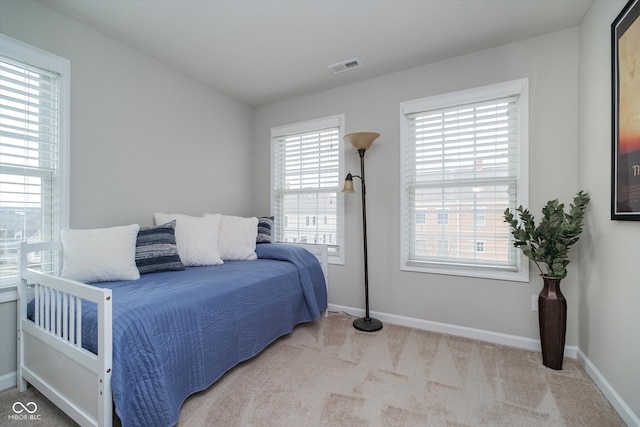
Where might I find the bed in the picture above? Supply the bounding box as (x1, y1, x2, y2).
(17, 240, 328, 427)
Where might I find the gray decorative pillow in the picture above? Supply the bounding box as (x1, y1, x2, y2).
(135, 220, 185, 274)
(257, 216, 273, 244)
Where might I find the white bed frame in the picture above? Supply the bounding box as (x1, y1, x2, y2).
(17, 241, 328, 427)
(18, 241, 113, 427)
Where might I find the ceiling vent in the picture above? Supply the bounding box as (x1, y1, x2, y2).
(328, 58, 362, 74)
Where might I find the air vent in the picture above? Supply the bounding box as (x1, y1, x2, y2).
(328, 58, 362, 74)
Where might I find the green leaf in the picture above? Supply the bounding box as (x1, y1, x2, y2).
(504, 191, 590, 279)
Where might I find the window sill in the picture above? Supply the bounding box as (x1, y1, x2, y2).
(401, 260, 529, 282)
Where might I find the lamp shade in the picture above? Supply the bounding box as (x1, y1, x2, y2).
(344, 132, 380, 150)
(341, 173, 355, 193)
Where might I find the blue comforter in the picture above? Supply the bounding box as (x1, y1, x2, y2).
(87, 244, 326, 426)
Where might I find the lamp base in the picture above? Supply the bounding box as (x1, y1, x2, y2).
(353, 317, 383, 332)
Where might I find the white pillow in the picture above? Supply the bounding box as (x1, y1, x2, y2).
(210, 215, 258, 261)
(154, 213, 223, 266)
(61, 224, 141, 283)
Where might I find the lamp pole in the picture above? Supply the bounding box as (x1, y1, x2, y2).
(342, 132, 382, 332)
(352, 148, 382, 332)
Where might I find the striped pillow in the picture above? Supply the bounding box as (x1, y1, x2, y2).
(135, 220, 184, 274)
(257, 216, 273, 244)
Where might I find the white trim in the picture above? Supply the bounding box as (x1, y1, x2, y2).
(0, 34, 68, 74)
(0, 35, 70, 289)
(0, 286, 17, 303)
(577, 349, 640, 427)
(0, 371, 17, 392)
(401, 79, 529, 115)
(328, 303, 575, 356)
(399, 78, 529, 282)
(400, 261, 529, 283)
(270, 114, 346, 265)
(0, 37, 70, 219)
(271, 115, 343, 138)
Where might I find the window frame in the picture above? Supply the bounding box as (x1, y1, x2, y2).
(0, 35, 70, 292)
(399, 79, 529, 282)
(270, 115, 345, 264)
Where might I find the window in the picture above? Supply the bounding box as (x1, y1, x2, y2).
(437, 209, 449, 225)
(474, 207, 487, 226)
(271, 115, 345, 264)
(0, 35, 70, 288)
(415, 211, 426, 225)
(400, 79, 529, 281)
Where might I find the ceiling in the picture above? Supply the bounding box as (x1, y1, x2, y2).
(41, 0, 593, 107)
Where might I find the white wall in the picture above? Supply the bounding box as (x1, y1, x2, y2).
(0, 301, 16, 390)
(0, 0, 255, 384)
(253, 29, 582, 344)
(579, 0, 640, 421)
(0, 0, 255, 228)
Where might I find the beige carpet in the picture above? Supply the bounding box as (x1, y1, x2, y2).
(1, 312, 625, 426)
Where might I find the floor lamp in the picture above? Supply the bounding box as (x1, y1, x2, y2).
(342, 132, 383, 332)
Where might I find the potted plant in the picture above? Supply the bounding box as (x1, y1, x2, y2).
(504, 191, 590, 370)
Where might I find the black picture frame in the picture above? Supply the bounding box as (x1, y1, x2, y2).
(612, 0, 640, 220)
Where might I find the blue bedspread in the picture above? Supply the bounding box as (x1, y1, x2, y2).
(85, 244, 326, 427)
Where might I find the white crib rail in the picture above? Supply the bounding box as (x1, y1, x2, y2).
(18, 241, 113, 427)
(31, 278, 84, 348)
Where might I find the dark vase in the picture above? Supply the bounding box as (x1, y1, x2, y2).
(538, 276, 567, 370)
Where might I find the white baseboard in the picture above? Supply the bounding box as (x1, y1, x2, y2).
(328, 303, 578, 358)
(577, 349, 640, 427)
(0, 286, 17, 303)
(0, 371, 16, 392)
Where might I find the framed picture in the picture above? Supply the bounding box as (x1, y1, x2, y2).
(612, 0, 640, 220)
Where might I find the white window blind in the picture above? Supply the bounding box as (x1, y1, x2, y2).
(0, 36, 69, 286)
(400, 79, 529, 281)
(271, 116, 344, 263)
